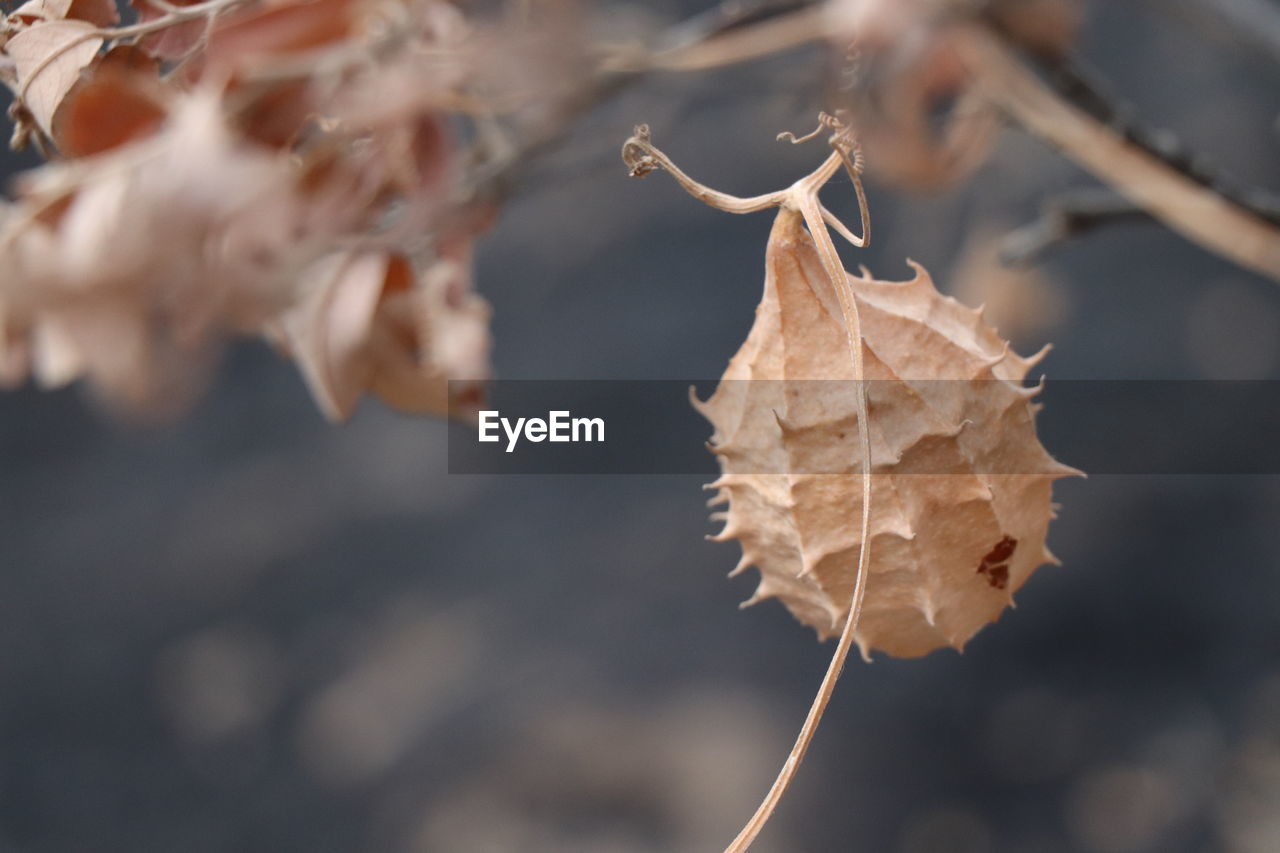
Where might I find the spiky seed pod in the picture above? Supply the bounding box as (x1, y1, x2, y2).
(695, 208, 1079, 659)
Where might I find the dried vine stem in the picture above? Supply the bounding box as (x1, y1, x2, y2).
(955, 24, 1280, 283)
(599, 0, 824, 74)
(1000, 189, 1155, 265)
(624, 114, 870, 853)
(647, 4, 825, 72)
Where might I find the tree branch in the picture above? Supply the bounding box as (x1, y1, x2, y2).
(957, 24, 1280, 282)
(1000, 189, 1155, 265)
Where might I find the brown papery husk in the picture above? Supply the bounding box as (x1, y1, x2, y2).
(696, 208, 1079, 660)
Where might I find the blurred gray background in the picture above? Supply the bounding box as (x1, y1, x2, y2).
(3, 2, 1280, 851)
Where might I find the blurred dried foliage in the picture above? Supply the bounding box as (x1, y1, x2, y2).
(0, 0, 1275, 415)
(0, 0, 513, 417)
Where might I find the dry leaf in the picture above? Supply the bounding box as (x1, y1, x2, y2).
(6, 0, 70, 23)
(0, 298, 31, 388)
(279, 250, 391, 419)
(696, 209, 1078, 658)
(368, 247, 491, 419)
(6, 19, 102, 136)
(0, 93, 306, 405)
(274, 248, 491, 421)
(64, 0, 117, 28)
(0, 0, 490, 418)
(200, 0, 362, 73)
(129, 0, 207, 61)
(52, 49, 168, 157)
(6, 0, 117, 28)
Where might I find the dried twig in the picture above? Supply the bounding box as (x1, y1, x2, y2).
(625, 113, 872, 853)
(1000, 189, 1154, 265)
(1039, 58, 1280, 227)
(648, 5, 826, 72)
(957, 24, 1280, 282)
(654, 0, 817, 53)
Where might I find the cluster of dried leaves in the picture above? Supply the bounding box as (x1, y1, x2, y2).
(4, 0, 1261, 418)
(0, 0, 537, 417)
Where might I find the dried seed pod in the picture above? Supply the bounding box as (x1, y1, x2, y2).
(624, 118, 1077, 853)
(696, 207, 1078, 659)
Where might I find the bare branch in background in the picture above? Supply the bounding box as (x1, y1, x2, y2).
(652, 0, 817, 54)
(956, 23, 1280, 283)
(1000, 189, 1154, 265)
(1035, 57, 1280, 226)
(645, 4, 825, 72)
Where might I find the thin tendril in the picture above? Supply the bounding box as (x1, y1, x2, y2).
(622, 118, 874, 853)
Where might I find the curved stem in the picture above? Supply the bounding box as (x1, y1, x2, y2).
(831, 143, 871, 248)
(108, 0, 252, 39)
(821, 203, 859, 247)
(622, 127, 785, 214)
(722, 196, 873, 853)
(621, 122, 875, 853)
